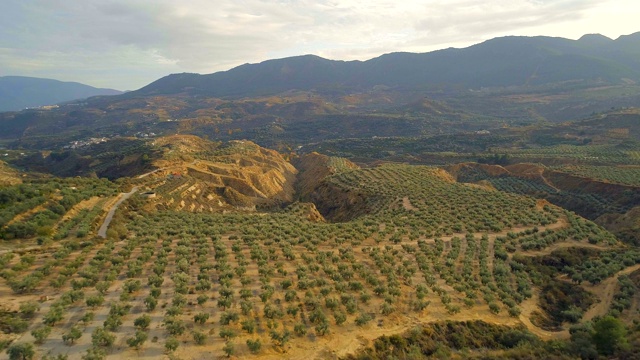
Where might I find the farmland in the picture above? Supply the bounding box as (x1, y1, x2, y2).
(1, 30, 640, 359)
(1, 141, 638, 359)
(552, 165, 640, 187)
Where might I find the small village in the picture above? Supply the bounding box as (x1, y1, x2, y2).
(62, 137, 109, 149)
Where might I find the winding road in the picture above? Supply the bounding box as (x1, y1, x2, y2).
(97, 186, 138, 238)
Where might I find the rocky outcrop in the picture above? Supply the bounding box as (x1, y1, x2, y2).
(285, 202, 326, 222)
(293, 152, 366, 221)
(305, 180, 374, 222)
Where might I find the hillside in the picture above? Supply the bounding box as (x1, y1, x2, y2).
(0, 148, 640, 359)
(1, 136, 640, 359)
(0, 76, 122, 112)
(0, 160, 21, 186)
(444, 162, 640, 245)
(138, 137, 298, 211)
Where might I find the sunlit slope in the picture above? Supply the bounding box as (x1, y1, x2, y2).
(137, 137, 298, 211)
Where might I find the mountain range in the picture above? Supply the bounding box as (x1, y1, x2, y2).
(1, 32, 640, 148)
(134, 32, 640, 98)
(0, 76, 122, 112)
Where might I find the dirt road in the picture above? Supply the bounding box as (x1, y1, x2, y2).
(97, 186, 138, 238)
(582, 264, 640, 321)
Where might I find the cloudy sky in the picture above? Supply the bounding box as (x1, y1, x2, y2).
(1, 0, 639, 90)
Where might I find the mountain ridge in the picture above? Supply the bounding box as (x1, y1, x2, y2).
(0, 76, 122, 112)
(132, 32, 640, 98)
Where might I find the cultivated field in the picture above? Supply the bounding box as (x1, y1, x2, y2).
(2, 164, 637, 359)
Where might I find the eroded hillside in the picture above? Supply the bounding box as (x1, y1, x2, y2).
(136, 136, 297, 211)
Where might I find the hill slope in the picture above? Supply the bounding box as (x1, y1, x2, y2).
(0, 160, 21, 186)
(0, 76, 122, 112)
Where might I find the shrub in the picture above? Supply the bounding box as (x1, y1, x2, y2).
(164, 318, 185, 336)
(246, 339, 262, 354)
(164, 337, 179, 352)
(270, 329, 291, 348)
(222, 341, 235, 357)
(219, 327, 236, 339)
(196, 294, 208, 305)
(192, 331, 206, 345)
(241, 319, 256, 334)
(144, 296, 157, 311)
(126, 330, 148, 349)
(592, 316, 628, 355)
(62, 326, 83, 345)
(220, 311, 239, 325)
(355, 313, 373, 326)
(91, 327, 115, 347)
(134, 314, 151, 330)
(43, 306, 64, 326)
(194, 312, 210, 324)
(85, 295, 104, 308)
(294, 323, 307, 336)
(7, 343, 35, 360)
(19, 302, 40, 317)
(82, 347, 106, 360)
(31, 326, 52, 344)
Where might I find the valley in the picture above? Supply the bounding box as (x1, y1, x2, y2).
(0, 31, 639, 360)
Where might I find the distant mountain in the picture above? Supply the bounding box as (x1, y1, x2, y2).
(134, 32, 640, 97)
(0, 76, 122, 112)
(2, 32, 640, 149)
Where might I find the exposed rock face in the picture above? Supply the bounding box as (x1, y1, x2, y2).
(294, 152, 363, 221)
(543, 170, 640, 208)
(293, 152, 359, 198)
(145, 137, 297, 211)
(305, 180, 373, 222)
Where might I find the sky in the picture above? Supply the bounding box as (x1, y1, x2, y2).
(1, 0, 639, 91)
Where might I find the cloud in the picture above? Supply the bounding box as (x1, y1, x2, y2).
(0, 0, 637, 90)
